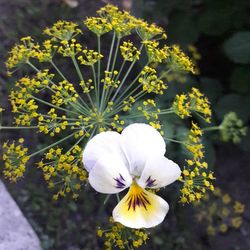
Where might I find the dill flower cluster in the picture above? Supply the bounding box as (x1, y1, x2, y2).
(2, 138, 30, 182)
(172, 87, 212, 122)
(1, 3, 242, 249)
(179, 122, 215, 203)
(196, 187, 245, 236)
(219, 112, 247, 144)
(97, 217, 149, 250)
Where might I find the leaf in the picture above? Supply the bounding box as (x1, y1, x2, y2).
(198, 9, 231, 36)
(223, 32, 250, 64)
(167, 12, 199, 46)
(200, 77, 223, 102)
(215, 94, 250, 122)
(230, 66, 250, 93)
(202, 138, 216, 169)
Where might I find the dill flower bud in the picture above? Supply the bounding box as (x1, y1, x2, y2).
(220, 112, 247, 144)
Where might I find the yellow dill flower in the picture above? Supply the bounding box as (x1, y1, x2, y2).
(38, 146, 87, 199)
(195, 187, 245, 236)
(38, 109, 68, 136)
(233, 201, 245, 214)
(172, 94, 191, 119)
(79, 79, 94, 93)
(97, 4, 136, 38)
(58, 38, 82, 57)
(10, 88, 38, 126)
(120, 40, 140, 62)
(2, 139, 30, 182)
(0, 105, 4, 113)
(6, 36, 36, 73)
(172, 88, 211, 122)
(51, 80, 79, 106)
(166, 45, 197, 74)
(101, 70, 120, 90)
(98, 217, 149, 249)
(78, 48, 103, 66)
(139, 66, 167, 94)
(231, 217, 242, 229)
(44, 20, 82, 41)
(32, 40, 57, 62)
(143, 40, 168, 63)
(137, 99, 162, 133)
(2, 5, 216, 248)
(122, 96, 135, 112)
(135, 19, 166, 41)
(84, 17, 112, 36)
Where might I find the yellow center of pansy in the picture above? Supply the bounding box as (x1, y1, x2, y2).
(126, 181, 151, 211)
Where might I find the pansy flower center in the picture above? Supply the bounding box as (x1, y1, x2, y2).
(125, 181, 151, 211)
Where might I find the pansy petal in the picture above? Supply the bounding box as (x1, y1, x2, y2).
(121, 123, 166, 176)
(137, 156, 181, 189)
(83, 131, 128, 172)
(89, 153, 132, 194)
(112, 182, 169, 228)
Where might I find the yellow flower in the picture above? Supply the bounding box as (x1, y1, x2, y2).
(2, 139, 30, 182)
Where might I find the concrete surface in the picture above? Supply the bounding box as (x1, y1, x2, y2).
(0, 180, 41, 250)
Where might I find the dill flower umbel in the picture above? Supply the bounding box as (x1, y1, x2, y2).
(2, 139, 30, 182)
(1, 3, 237, 249)
(196, 187, 245, 235)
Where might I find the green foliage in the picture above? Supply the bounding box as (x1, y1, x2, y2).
(136, 0, 250, 146)
(224, 32, 250, 64)
(230, 66, 250, 93)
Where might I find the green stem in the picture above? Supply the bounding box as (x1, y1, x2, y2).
(164, 137, 185, 144)
(29, 131, 78, 158)
(107, 32, 116, 72)
(0, 126, 38, 130)
(111, 37, 121, 72)
(28, 61, 90, 115)
(97, 35, 101, 102)
(116, 193, 120, 202)
(99, 32, 116, 111)
(203, 126, 221, 131)
(32, 95, 80, 116)
(50, 60, 90, 111)
(72, 56, 95, 109)
(159, 109, 175, 115)
(102, 60, 126, 111)
(91, 65, 98, 103)
(111, 44, 144, 104)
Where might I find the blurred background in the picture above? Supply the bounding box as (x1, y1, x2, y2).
(0, 0, 250, 249)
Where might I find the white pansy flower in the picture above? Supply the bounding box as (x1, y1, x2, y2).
(83, 123, 181, 229)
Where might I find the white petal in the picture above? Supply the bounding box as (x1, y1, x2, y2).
(83, 131, 128, 172)
(137, 156, 181, 189)
(121, 123, 166, 176)
(89, 153, 132, 194)
(113, 182, 169, 228)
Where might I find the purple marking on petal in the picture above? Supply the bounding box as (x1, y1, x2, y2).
(146, 176, 157, 187)
(114, 174, 126, 189)
(125, 191, 151, 211)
